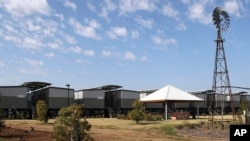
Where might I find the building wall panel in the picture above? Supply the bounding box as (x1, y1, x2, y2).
(120, 91, 139, 99)
(0, 96, 26, 109)
(49, 87, 74, 98)
(145, 103, 163, 109)
(0, 87, 27, 97)
(82, 90, 105, 99)
(82, 98, 105, 109)
(49, 97, 72, 109)
(0, 87, 27, 109)
(119, 99, 137, 109)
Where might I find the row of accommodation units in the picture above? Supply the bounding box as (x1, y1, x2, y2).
(0, 82, 250, 119)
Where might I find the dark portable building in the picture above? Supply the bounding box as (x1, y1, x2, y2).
(0, 86, 28, 118)
(74, 89, 105, 109)
(107, 89, 140, 114)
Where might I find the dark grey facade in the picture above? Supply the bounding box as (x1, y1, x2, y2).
(1, 83, 250, 119)
(47, 87, 74, 108)
(109, 89, 139, 109)
(0, 86, 28, 118)
(29, 87, 74, 118)
(74, 89, 105, 109)
(0, 86, 27, 109)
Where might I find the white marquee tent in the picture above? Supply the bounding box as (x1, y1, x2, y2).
(140, 85, 203, 120)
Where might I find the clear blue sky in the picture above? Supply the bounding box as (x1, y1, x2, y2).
(0, 0, 249, 92)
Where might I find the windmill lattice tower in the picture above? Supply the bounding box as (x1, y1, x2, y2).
(209, 7, 235, 123)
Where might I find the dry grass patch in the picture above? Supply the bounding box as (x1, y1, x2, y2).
(2, 115, 236, 141)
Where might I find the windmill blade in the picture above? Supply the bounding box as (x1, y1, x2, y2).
(212, 7, 230, 33)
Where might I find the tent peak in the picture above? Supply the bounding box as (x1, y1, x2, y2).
(140, 85, 203, 103)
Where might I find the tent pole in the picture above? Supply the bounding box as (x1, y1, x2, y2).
(197, 105, 199, 119)
(165, 102, 168, 120)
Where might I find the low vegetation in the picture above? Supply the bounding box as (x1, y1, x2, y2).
(128, 100, 164, 124)
(36, 100, 48, 123)
(3, 116, 242, 141)
(128, 100, 145, 124)
(53, 104, 94, 141)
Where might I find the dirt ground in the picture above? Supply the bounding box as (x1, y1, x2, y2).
(0, 124, 183, 141)
(0, 125, 228, 141)
(0, 126, 53, 141)
(0, 118, 232, 141)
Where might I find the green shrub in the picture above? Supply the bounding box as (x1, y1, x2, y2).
(53, 104, 94, 141)
(129, 100, 145, 124)
(144, 113, 155, 121)
(36, 100, 48, 123)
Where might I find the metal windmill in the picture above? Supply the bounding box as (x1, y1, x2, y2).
(209, 7, 235, 124)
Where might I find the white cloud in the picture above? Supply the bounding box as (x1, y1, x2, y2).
(41, 19, 59, 37)
(119, 0, 156, 14)
(176, 22, 187, 30)
(54, 13, 64, 21)
(141, 56, 148, 62)
(85, 19, 100, 28)
(107, 27, 127, 39)
(87, 2, 96, 12)
(83, 49, 95, 56)
(0, 61, 5, 67)
(124, 51, 136, 60)
(69, 18, 101, 40)
(4, 35, 20, 44)
(181, 0, 190, 4)
(68, 46, 95, 56)
(69, 46, 82, 54)
(187, 2, 211, 25)
(75, 59, 92, 64)
(162, 3, 179, 20)
(131, 30, 139, 39)
(5, 35, 44, 50)
(75, 59, 82, 63)
(26, 20, 41, 32)
(102, 50, 113, 57)
(64, 34, 76, 44)
(0, 0, 51, 17)
(100, 0, 117, 18)
(152, 36, 177, 46)
(45, 52, 55, 58)
(25, 58, 44, 67)
(4, 24, 17, 34)
(47, 39, 63, 49)
(1, 17, 61, 52)
(19, 68, 46, 75)
(64, 0, 77, 11)
(23, 37, 43, 48)
(134, 17, 153, 29)
(224, 0, 244, 17)
(102, 50, 120, 58)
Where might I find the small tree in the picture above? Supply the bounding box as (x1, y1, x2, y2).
(129, 100, 146, 124)
(36, 100, 48, 123)
(53, 104, 94, 141)
(239, 101, 248, 114)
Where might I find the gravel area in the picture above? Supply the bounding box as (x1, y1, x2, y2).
(176, 123, 230, 141)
